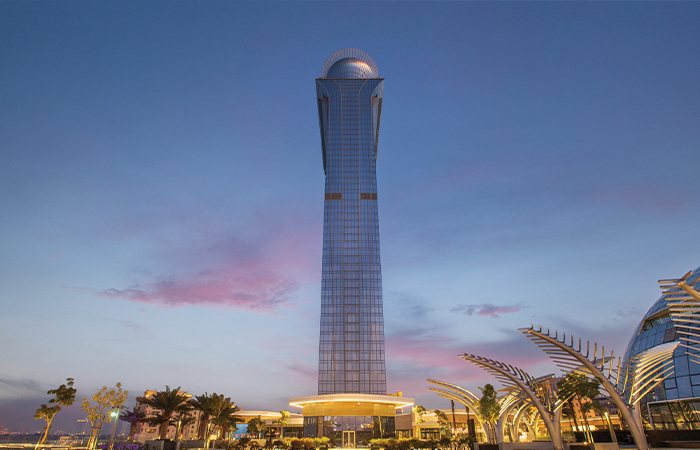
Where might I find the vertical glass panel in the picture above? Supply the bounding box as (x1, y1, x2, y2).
(317, 76, 386, 395)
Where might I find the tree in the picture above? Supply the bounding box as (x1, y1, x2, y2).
(219, 405, 244, 441)
(477, 384, 499, 444)
(413, 405, 427, 424)
(34, 378, 77, 449)
(34, 405, 60, 447)
(247, 416, 266, 438)
(172, 408, 197, 441)
(141, 386, 191, 440)
(433, 410, 452, 438)
(207, 395, 243, 446)
(190, 393, 243, 448)
(119, 408, 146, 441)
(274, 411, 290, 439)
(190, 393, 214, 440)
(82, 383, 129, 450)
(560, 403, 579, 439)
(557, 373, 601, 443)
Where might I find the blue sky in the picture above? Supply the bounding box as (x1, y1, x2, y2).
(1, 1, 699, 433)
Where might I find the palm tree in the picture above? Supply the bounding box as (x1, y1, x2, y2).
(190, 392, 216, 441)
(119, 408, 146, 441)
(246, 417, 266, 439)
(141, 386, 191, 439)
(216, 402, 244, 442)
(561, 403, 580, 438)
(190, 393, 215, 441)
(273, 411, 289, 439)
(173, 409, 197, 441)
(201, 394, 243, 448)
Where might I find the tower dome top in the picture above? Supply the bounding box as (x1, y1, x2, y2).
(321, 48, 379, 78)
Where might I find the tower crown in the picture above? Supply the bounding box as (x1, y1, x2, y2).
(321, 48, 379, 78)
(326, 58, 375, 79)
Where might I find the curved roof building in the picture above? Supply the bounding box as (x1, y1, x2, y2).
(623, 266, 700, 430)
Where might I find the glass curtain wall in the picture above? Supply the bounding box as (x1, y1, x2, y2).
(316, 52, 386, 396)
(623, 266, 700, 430)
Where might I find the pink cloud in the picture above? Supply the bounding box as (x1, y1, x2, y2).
(384, 329, 554, 404)
(99, 207, 322, 312)
(386, 331, 545, 377)
(100, 270, 298, 312)
(285, 360, 317, 380)
(450, 303, 521, 318)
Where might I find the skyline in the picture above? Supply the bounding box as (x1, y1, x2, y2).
(2, 1, 700, 433)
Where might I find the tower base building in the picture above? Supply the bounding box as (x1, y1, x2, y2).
(290, 393, 413, 445)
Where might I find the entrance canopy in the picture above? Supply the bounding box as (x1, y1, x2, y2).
(290, 393, 414, 417)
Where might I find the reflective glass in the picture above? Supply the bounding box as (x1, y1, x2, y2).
(316, 58, 386, 395)
(622, 266, 700, 429)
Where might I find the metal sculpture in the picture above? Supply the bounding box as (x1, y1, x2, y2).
(427, 379, 485, 430)
(511, 403, 534, 442)
(429, 378, 549, 444)
(497, 394, 529, 444)
(460, 353, 564, 449)
(625, 341, 678, 427)
(520, 326, 677, 450)
(624, 342, 677, 405)
(428, 379, 535, 443)
(659, 269, 700, 364)
(659, 270, 700, 303)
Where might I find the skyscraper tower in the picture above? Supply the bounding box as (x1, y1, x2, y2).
(290, 50, 412, 443)
(316, 48, 386, 395)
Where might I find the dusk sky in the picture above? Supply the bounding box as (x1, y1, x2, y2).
(2, 1, 699, 433)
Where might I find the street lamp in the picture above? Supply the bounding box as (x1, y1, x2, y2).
(108, 410, 119, 450)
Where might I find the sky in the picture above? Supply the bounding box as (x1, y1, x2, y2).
(1, 0, 700, 434)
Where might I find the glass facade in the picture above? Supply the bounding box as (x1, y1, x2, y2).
(316, 48, 387, 396)
(303, 416, 395, 442)
(622, 266, 700, 429)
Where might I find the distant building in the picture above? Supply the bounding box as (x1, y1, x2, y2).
(132, 390, 200, 442)
(132, 392, 301, 443)
(234, 411, 303, 439)
(395, 408, 483, 441)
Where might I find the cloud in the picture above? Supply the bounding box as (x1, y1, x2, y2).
(450, 303, 521, 318)
(100, 270, 298, 312)
(384, 328, 555, 406)
(0, 397, 85, 432)
(0, 375, 44, 398)
(285, 360, 316, 380)
(97, 208, 321, 313)
(387, 328, 546, 376)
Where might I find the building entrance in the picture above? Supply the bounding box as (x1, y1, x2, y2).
(342, 431, 355, 448)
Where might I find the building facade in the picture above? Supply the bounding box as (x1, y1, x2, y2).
(131, 392, 297, 443)
(622, 266, 700, 430)
(132, 390, 200, 443)
(316, 48, 386, 396)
